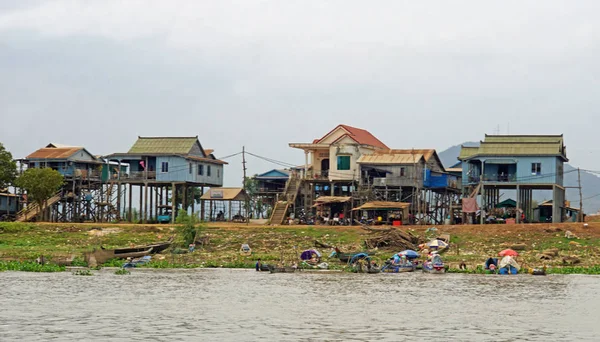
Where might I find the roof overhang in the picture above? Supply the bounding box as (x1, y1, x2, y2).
(289, 143, 329, 150)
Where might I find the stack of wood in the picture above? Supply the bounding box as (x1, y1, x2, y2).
(362, 226, 422, 250)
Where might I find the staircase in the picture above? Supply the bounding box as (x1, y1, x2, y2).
(15, 191, 62, 222)
(269, 175, 302, 225)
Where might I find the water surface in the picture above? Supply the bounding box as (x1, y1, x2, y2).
(1, 269, 599, 341)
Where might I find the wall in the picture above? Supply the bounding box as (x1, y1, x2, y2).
(67, 149, 95, 162)
(328, 138, 375, 181)
(0, 195, 18, 214)
(462, 157, 560, 185)
(189, 141, 204, 157)
(156, 156, 223, 186)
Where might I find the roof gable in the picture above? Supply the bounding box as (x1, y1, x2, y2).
(316, 124, 388, 149)
(128, 136, 203, 155)
(255, 169, 290, 178)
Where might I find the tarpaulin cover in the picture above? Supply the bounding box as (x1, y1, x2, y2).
(300, 249, 321, 260)
(462, 198, 479, 213)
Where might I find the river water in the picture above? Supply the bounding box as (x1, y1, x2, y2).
(1, 269, 599, 341)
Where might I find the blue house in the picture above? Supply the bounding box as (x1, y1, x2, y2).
(24, 144, 103, 180)
(106, 136, 226, 186)
(0, 192, 19, 219)
(253, 169, 290, 194)
(459, 135, 568, 223)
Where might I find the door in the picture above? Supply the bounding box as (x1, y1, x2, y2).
(321, 159, 330, 177)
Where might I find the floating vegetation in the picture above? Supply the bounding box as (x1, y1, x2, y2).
(72, 269, 93, 276)
(0, 261, 65, 272)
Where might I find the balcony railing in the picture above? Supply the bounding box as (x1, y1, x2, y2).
(468, 174, 517, 183)
(122, 171, 157, 180)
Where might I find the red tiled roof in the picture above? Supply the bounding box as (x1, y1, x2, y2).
(317, 124, 388, 149)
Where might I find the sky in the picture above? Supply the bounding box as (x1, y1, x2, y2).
(1, 0, 599, 187)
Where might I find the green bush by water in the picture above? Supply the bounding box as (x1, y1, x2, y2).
(0, 261, 65, 272)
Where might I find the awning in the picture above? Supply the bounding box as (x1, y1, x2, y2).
(312, 196, 352, 207)
(352, 201, 411, 211)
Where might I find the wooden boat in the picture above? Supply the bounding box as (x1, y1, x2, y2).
(100, 237, 173, 256)
(85, 247, 153, 266)
(268, 265, 297, 273)
(422, 254, 446, 274)
(381, 264, 415, 273)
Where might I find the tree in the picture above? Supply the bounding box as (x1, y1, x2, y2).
(244, 176, 267, 218)
(0, 143, 17, 190)
(15, 168, 64, 221)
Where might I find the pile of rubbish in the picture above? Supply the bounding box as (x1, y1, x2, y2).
(363, 227, 422, 250)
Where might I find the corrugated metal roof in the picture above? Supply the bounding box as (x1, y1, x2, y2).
(484, 135, 563, 144)
(353, 201, 411, 210)
(459, 146, 479, 159)
(200, 188, 249, 201)
(357, 153, 424, 164)
(128, 137, 198, 154)
(26, 147, 82, 159)
(478, 142, 562, 156)
(186, 155, 228, 165)
(386, 149, 435, 161)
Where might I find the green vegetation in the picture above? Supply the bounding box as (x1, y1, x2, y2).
(0, 261, 65, 272)
(1, 222, 600, 274)
(175, 209, 202, 246)
(0, 142, 17, 190)
(15, 168, 64, 221)
(115, 268, 131, 275)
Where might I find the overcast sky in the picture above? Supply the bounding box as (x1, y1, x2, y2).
(1, 1, 599, 186)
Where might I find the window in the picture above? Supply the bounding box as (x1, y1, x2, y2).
(217, 169, 220, 178)
(198, 164, 204, 176)
(337, 156, 351, 170)
(207, 165, 212, 177)
(531, 163, 541, 175)
(161, 162, 169, 173)
(189, 163, 193, 174)
(400, 167, 406, 177)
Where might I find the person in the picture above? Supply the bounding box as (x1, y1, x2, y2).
(255, 258, 262, 271)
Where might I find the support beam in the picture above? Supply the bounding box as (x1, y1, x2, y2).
(171, 183, 176, 224)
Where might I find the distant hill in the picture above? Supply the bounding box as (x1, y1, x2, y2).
(438, 143, 600, 214)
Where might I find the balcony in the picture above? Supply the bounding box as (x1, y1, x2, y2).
(122, 171, 157, 180)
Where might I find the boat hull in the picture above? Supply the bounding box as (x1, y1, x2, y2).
(422, 265, 446, 274)
(382, 265, 415, 273)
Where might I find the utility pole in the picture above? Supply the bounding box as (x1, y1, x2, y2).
(242, 146, 249, 225)
(578, 168, 583, 222)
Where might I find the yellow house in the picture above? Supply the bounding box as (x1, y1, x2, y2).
(289, 124, 388, 182)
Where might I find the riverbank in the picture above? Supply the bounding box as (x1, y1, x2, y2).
(1, 221, 599, 273)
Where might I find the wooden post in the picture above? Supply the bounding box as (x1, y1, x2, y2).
(116, 182, 122, 221)
(171, 183, 176, 223)
(578, 168, 583, 222)
(516, 184, 520, 224)
(144, 182, 149, 223)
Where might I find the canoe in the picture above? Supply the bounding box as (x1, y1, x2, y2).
(102, 237, 173, 255)
(85, 247, 153, 266)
